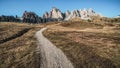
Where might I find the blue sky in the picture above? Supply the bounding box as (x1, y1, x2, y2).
(0, 0, 120, 17)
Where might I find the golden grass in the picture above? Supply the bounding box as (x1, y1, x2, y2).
(43, 23, 120, 68)
(1, 21, 119, 68)
(60, 21, 103, 29)
(0, 22, 43, 68)
(0, 22, 32, 41)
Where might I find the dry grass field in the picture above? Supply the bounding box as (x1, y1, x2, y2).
(44, 21, 120, 68)
(0, 22, 43, 68)
(0, 21, 120, 68)
(61, 21, 103, 29)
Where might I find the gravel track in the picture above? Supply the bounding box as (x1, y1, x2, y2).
(35, 28, 74, 68)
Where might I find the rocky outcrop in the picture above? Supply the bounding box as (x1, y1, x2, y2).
(43, 7, 64, 22)
(50, 7, 63, 19)
(65, 8, 101, 20)
(22, 11, 42, 23)
(22, 8, 103, 23)
(0, 7, 103, 23)
(64, 10, 71, 18)
(43, 7, 102, 22)
(65, 10, 81, 20)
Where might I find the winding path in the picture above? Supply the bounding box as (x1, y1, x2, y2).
(35, 28, 74, 68)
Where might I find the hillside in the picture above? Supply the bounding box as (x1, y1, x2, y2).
(43, 21, 120, 68)
(0, 21, 120, 68)
(0, 22, 43, 68)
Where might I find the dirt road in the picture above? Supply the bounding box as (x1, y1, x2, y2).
(35, 28, 74, 68)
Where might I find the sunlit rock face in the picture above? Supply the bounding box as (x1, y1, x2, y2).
(43, 7, 102, 22)
(43, 7, 64, 22)
(64, 10, 71, 18)
(65, 8, 101, 20)
(50, 7, 63, 19)
(43, 12, 49, 18)
(65, 10, 81, 20)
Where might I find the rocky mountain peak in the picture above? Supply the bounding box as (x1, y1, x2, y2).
(22, 11, 42, 23)
(43, 7, 103, 21)
(22, 11, 38, 19)
(65, 10, 71, 15)
(43, 12, 49, 18)
(88, 8, 94, 13)
(66, 8, 102, 20)
(65, 10, 71, 18)
(83, 8, 87, 12)
(51, 7, 59, 12)
(43, 7, 64, 22)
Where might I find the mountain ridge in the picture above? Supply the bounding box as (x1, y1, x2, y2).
(1, 7, 119, 23)
(43, 7, 102, 22)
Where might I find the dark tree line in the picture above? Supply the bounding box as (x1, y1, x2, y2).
(22, 17, 43, 23)
(0, 15, 44, 24)
(0, 15, 21, 22)
(0, 11, 44, 23)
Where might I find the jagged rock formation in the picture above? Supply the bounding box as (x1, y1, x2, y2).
(65, 8, 101, 20)
(65, 10, 81, 20)
(43, 7, 64, 22)
(0, 7, 104, 23)
(22, 11, 42, 23)
(64, 10, 71, 18)
(43, 7, 102, 22)
(22, 8, 100, 23)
